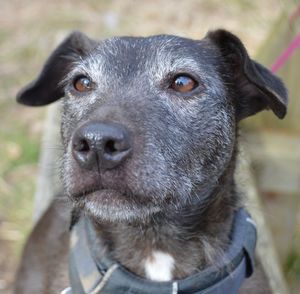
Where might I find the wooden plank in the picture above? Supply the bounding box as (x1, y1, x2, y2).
(236, 142, 290, 294)
(245, 131, 300, 261)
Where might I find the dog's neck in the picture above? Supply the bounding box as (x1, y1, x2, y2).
(85, 157, 239, 282)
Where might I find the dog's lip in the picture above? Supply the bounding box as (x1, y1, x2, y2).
(71, 188, 123, 200)
(71, 188, 151, 205)
(85, 189, 127, 203)
(71, 187, 101, 199)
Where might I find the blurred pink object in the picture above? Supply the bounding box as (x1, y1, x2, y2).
(271, 32, 300, 73)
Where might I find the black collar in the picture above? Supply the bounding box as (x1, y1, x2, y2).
(64, 208, 256, 294)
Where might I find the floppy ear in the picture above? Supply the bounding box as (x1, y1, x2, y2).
(17, 31, 96, 106)
(207, 29, 288, 120)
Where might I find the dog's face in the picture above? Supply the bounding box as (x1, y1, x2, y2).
(17, 30, 287, 222)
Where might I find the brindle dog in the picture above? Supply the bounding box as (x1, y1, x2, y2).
(14, 30, 287, 293)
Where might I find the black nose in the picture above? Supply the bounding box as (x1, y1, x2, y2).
(72, 122, 132, 170)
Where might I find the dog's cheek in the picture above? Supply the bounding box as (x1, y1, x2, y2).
(124, 142, 173, 200)
(61, 93, 100, 142)
(168, 96, 236, 189)
(61, 148, 74, 198)
(61, 144, 80, 198)
(61, 100, 79, 147)
(193, 107, 236, 183)
(130, 107, 195, 203)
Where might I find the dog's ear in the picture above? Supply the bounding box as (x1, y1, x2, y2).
(17, 31, 96, 106)
(207, 29, 288, 120)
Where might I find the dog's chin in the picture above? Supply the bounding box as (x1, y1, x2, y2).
(74, 189, 161, 223)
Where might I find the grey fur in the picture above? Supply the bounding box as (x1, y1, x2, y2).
(59, 35, 236, 222)
(15, 30, 287, 293)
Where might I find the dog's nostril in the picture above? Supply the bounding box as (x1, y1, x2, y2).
(74, 139, 90, 153)
(105, 140, 117, 154)
(72, 122, 131, 170)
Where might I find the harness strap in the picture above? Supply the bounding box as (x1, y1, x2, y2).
(69, 218, 103, 294)
(65, 208, 256, 294)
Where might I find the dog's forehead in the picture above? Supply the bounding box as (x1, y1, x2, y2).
(78, 35, 215, 80)
(96, 35, 202, 57)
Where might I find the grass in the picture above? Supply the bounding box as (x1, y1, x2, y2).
(0, 107, 40, 251)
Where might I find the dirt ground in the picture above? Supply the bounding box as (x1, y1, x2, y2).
(0, 0, 298, 293)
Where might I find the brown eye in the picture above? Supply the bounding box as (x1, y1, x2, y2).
(171, 75, 198, 93)
(73, 76, 92, 92)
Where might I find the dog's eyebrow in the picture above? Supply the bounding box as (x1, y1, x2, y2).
(168, 57, 200, 72)
(60, 54, 106, 88)
(150, 55, 201, 82)
(59, 58, 85, 88)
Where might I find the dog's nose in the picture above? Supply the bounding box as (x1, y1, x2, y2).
(72, 122, 132, 170)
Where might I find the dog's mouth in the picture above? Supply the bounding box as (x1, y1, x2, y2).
(70, 188, 162, 221)
(73, 188, 148, 206)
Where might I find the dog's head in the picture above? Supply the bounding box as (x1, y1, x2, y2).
(17, 30, 287, 222)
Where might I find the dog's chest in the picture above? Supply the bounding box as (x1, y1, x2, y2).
(144, 250, 175, 281)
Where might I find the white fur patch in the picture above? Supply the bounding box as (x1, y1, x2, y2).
(144, 251, 175, 281)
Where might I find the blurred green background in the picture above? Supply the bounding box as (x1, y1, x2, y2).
(0, 0, 299, 293)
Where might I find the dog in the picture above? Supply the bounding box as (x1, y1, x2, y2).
(14, 29, 287, 294)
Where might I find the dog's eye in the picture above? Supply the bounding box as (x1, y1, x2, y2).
(171, 75, 198, 93)
(73, 76, 92, 92)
